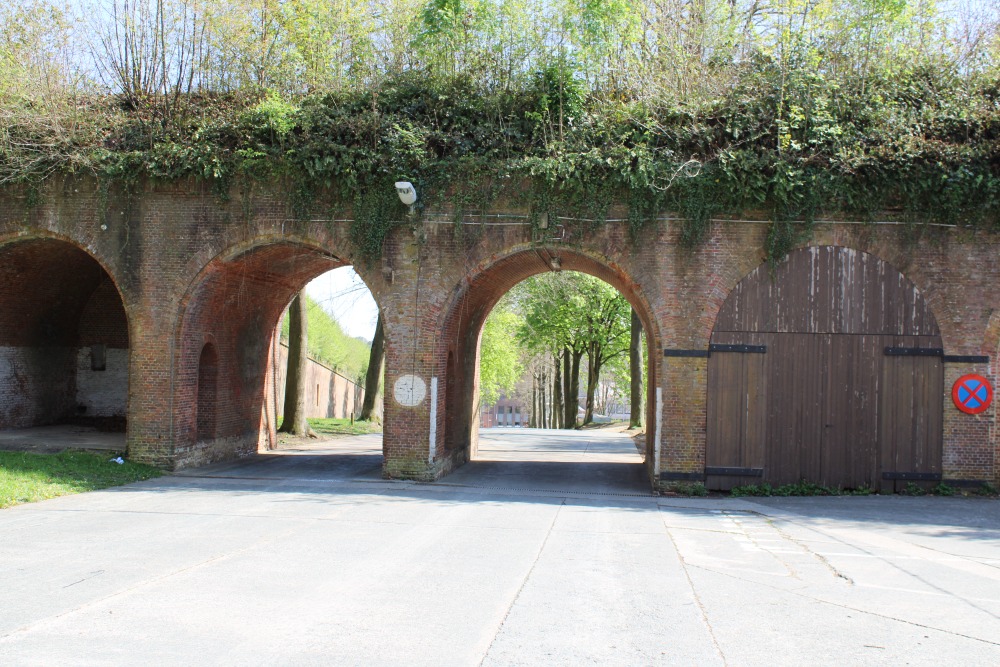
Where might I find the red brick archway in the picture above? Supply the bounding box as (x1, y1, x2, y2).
(434, 246, 661, 479)
(173, 240, 374, 468)
(0, 237, 130, 435)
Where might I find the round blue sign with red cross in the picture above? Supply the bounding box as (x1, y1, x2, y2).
(952, 374, 993, 415)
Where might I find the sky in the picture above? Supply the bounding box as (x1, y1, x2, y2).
(305, 266, 379, 342)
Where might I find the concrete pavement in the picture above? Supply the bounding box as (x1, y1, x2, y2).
(1, 427, 998, 665)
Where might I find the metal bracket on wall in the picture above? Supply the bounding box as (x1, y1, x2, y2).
(708, 344, 767, 354)
(884, 347, 944, 356)
(942, 355, 990, 364)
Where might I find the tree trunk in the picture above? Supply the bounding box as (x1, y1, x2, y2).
(539, 368, 547, 428)
(584, 345, 598, 425)
(562, 348, 571, 429)
(552, 368, 559, 429)
(279, 292, 312, 436)
(565, 349, 582, 429)
(629, 309, 644, 428)
(530, 373, 537, 428)
(359, 312, 384, 421)
(552, 351, 563, 430)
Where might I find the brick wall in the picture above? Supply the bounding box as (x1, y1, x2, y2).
(268, 341, 380, 421)
(0, 346, 75, 428)
(75, 347, 128, 417)
(0, 180, 997, 487)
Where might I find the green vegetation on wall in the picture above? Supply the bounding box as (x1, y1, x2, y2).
(1, 1, 999, 264)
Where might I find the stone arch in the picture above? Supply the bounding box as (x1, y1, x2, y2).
(173, 238, 379, 468)
(706, 245, 943, 492)
(433, 245, 661, 479)
(0, 235, 131, 438)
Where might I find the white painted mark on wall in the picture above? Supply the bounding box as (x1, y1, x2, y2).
(428, 377, 438, 464)
(393, 374, 426, 407)
(655, 387, 662, 474)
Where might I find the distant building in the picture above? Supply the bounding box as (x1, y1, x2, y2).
(480, 395, 529, 427)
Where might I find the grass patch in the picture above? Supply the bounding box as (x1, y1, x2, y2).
(730, 481, 873, 497)
(0, 450, 162, 509)
(306, 417, 382, 437)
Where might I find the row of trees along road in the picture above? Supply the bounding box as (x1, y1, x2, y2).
(481, 272, 643, 430)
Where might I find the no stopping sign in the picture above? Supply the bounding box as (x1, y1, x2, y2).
(952, 374, 993, 415)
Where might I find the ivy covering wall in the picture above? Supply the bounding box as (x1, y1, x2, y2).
(1, 1, 998, 263)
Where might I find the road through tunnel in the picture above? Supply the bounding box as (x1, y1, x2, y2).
(435, 247, 659, 488)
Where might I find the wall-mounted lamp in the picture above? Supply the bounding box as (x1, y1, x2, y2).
(395, 181, 417, 214)
(550, 256, 561, 272)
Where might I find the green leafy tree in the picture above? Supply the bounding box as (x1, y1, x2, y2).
(479, 299, 524, 406)
(510, 272, 629, 427)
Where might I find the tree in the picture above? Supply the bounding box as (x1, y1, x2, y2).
(511, 271, 629, 428)
(359, 312, 384, 421)
(512, 272, 586, 429)
(580, 279, 630, 425)
(479, 300, 524, 406)
(278, 291, 314, 436)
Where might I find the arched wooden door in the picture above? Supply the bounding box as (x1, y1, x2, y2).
(707, 247, 943, 492)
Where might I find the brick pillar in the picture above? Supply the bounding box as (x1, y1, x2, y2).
(657, 356, 708, 488)
(381, 338, 438, 480)
(125, 311, 178, 468)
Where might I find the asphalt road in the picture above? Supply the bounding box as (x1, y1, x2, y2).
(1, 427, 998, 665)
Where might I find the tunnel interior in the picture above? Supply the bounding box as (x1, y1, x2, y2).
(0, 239, 130, 432)
(176, 242, 352, 467)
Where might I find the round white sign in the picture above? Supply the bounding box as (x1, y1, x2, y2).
(393, 374, 427, 407)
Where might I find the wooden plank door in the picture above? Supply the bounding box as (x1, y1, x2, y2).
(764, 333, 827, 486)
(878, 336, 944, 493)
(705, 332, 767, 490)
(820, 334, 880, 490)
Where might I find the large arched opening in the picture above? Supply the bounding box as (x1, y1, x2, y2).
(175, 241, 382, 469)
(0, 237, 130, 449)
(437, 247, 659, 490)
(706, 245, 944, 492)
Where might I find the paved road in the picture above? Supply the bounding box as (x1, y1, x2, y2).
(1, 428, 998, 665)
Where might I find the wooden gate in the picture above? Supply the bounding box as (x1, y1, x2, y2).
(706, 247, 943, 492)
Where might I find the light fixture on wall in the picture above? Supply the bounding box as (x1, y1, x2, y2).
(395, 181, 417, 215)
